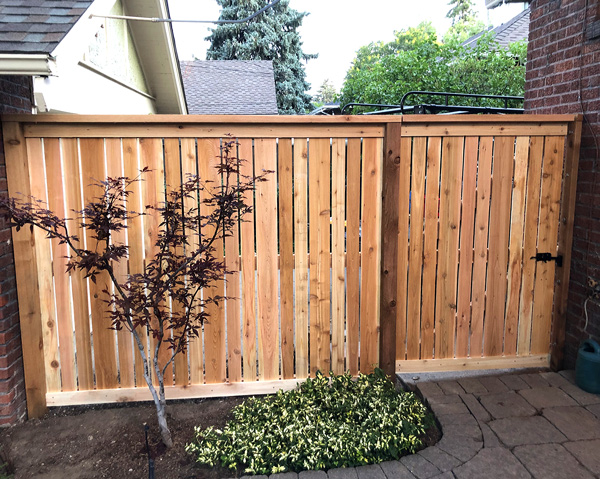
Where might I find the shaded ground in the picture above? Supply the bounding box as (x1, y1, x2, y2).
(0, 391, 439, 479)
(0, 396, 245, 479)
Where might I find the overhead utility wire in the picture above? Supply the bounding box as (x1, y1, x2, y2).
(90, 0, 283, 24)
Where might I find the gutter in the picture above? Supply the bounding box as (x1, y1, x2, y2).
(0, 54, 56, 76)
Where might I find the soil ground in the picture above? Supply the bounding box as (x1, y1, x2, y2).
(0, 394, 439, 479)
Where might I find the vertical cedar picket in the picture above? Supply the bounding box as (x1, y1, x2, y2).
(44, 139, 76, 391)
(293, 139, 309, 379)
(379, 122, 401, 377)
(2, 121, 48, 416)
(345, 139, 361, 375)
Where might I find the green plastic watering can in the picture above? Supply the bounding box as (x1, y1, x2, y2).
(575, 339, 600, 394)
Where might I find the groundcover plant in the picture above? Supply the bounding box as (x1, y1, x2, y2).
(186, 369, 432, 474)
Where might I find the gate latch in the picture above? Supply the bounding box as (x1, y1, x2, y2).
(531, 252, 563, 267)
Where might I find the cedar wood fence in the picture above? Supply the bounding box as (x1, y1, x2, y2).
(1, 114, 582, 417)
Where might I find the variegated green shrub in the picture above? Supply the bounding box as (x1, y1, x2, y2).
(186, 369, 432, 475)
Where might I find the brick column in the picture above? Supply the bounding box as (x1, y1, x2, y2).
(525, 0, 600, 367)
(0, 75, 33, 425)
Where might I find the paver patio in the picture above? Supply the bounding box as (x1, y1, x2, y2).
(257, 370, 600, 479)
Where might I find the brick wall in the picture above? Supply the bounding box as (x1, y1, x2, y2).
(0, 75, 32, 425)
(525, 0, 600, 367)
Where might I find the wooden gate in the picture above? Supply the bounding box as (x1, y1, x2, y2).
(1, 114, 581, 417)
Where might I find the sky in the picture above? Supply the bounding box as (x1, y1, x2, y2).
(167, 1, 527, 95)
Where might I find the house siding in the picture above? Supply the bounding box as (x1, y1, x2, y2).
(0, 75, 31, 426)
(525, 0, 600, 368)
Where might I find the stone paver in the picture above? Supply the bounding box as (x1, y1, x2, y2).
(436, 380, 465, 395)
(441, 422, 481, 441)
(430, 473, 453, 479)
(489, 416, 567, 447)
(435, 413, 478, 428)
(435, 436, 482, 462)
(299, 471, 328, 479)
(564, 439, 600, 475)
(453, 448, 531, 479)
(460, 393, 491, 423)
(400, 454, 440, 479)
(513, 443, 594, 479)
(355, 464, 386, 479)
(271, 473, 298, 479)
(479, 391, 537, 419)
(416, 382, 443, 397)
(479, 423, 501, 448)
(426, 394, 463, 405)
(540, 371, 573, 389)
(327, 468, 358, 479)
(559, 382, 600, 406)
(499, 374, 530, 391)
(558, 369, 576, 383)
(519, 387, 578, 409)
(457, 377, 488, 395)
(378, 460, 414, 479)
(586, 402, 600, 419)
(418, 446, 461, 472)
(478, 376, 509, 394)
(429, 400, 470, 417)
(519, 373, 550, 389)
(543, 406, 600, 440)
(243, 476, 268, 479)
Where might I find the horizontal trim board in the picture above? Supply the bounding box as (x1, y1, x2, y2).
(3, 113, 578, 124)
(395, 355, 550, 373)
(23, 124, 384, 139)
(47, 379, 303, 406)
(401, 123, 568, 137)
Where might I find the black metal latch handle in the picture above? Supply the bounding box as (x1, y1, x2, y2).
(531, 252, 563, 267)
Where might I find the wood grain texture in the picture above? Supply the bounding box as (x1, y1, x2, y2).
(345, 139, 361, 375)
(331, 139, 346, 375)
(3, 122, 48, 416)
(421, 137, 442, 360)
(44, 138, 76, 392)
(293, 139, 309, 378)
(80, 138, 118, 389)
(61, 138, 94, 390)
(484, 136, 515, 357)
(379, 123, 401, 376)
(239, 139, 257, 382)
(455, 137, 478, 358)
(360, 138, 383, 373)
(105, 138, 135, 388)
(395, 137, 411, 361)
(121, 138, 149, 387)
(254, 139, 279, 380)
(470, 137, 493, 358)
(198, 139, 226, 383)
(309, 138, 331, 375)
(531, 136, 565, 354)
(407, 137, 426, 360)
(435, 137, 463, 359)
(503, 137, 529, 356)
(278, 139, 295, 379)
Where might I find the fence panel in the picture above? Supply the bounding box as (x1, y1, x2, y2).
(1, 114, 580, 412)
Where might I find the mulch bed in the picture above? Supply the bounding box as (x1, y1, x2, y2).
(0, 392, 439, 479)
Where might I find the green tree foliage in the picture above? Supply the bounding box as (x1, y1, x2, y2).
(206, 0, 316, 114)
(313, 78, 337, 105)
(339, 23, 526, 113)
(445, 0, 486, 43)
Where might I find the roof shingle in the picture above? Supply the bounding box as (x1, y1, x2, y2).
(462, 7, 530, 50)
(181, 60, 278, 115)
(0, 0, 93, 54)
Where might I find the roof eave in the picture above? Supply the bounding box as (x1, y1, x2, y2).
(0, 54, 56, 76)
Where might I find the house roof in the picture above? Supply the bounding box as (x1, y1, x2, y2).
(0, 0, 93, 54)
(181, 60, 278, 115)
(462, 7, 530, 49)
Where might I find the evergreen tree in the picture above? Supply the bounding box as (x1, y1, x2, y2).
(447, 0, 478, 25)
(445, 0, 485, 43)
(314, 79, 337, 104)
(206, 0, 316, 114)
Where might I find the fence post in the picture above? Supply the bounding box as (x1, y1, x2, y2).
(2, 120, 48, 417)
(550, 115, 583, 371)
(379, 121, 402, 378)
